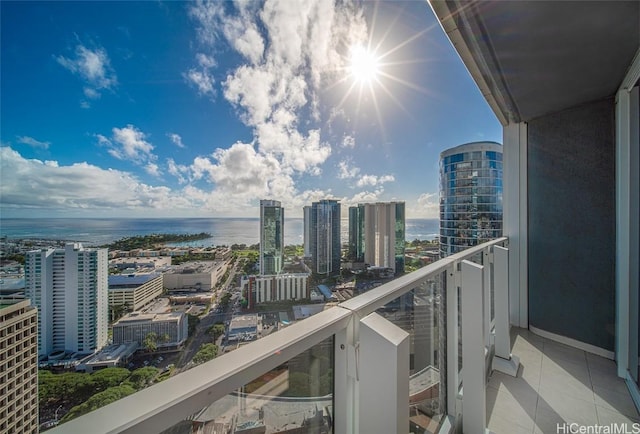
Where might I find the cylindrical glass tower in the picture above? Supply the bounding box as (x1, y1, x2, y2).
(439, 141, 503, 257)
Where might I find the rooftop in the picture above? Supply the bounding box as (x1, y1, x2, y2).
(115, 312, 183, 324)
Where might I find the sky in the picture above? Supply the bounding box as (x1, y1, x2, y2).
(0, 0, 501, 220)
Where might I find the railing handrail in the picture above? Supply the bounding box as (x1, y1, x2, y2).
(47, 237, 508, 434)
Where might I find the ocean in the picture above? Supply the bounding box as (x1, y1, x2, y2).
(0, 218, 440, 247)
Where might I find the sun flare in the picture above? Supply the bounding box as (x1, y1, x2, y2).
(349, 45, 380, 84)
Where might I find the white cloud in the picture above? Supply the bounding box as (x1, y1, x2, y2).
(0, 147, 188, 213)
(83, 87, 101, 99)
(98, 126, 161, 176)
(405, 192, 439, 219)
(56, 44, 117, 100)
(109, 125, 155, 162)
(183, 69, 215, 97)
(187, 0, 369, 182)
(145, 163, 161, 177)
(196, 53, 216, 69)
(167, 158, 189, 184)
(341, 134, 355, 148)
(167, 133, 185, 148)
(356, 174, 395, 187)
(337, 160, 360, 179)
(17, 136, 50, 149)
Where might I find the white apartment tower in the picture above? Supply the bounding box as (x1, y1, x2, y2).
(25, 243, 109, 356)
(362, 202, 406, 273)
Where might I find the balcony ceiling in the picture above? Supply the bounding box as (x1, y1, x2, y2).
(431, 1, 640, 124)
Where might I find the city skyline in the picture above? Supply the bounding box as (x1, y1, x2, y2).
(0, 1, 501, 220)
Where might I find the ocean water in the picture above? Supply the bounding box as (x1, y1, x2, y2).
(0, 218, 439, 247)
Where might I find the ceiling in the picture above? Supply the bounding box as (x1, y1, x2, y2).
(430, 0, 639, 124)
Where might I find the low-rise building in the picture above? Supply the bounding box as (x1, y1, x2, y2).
(109, 256, 172, 272)
(163, 261, 228, 292)
(108, 273, 164, 320)
(112, 312, 188, 349)
(228, 314, 260, 343)
(77, 342, 138, 373)
(242, 274, 309, 308)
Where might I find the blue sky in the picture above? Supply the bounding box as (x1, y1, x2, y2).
(0, 0, 501, 219)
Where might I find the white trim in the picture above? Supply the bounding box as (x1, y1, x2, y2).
(620, 47, 640, 92)
(503, 122, 528, 328)
(461, 260, 487, 434)
(616, 87, 632, 375)
(529, 325, 615, 360)
(358, 313, 409, 434)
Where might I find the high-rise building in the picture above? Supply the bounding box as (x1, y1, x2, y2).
(25, 243, 109, 356)
(439, 141, 503, 257)
(310, 199, 341, 276)
(348, 204, 365, 262)
(349, 202, 405, 273)
(0, 300, 38, 433)
(303, 205, 312, 258)
(259, 200, 284, 276)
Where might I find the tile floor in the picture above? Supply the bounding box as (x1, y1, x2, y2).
(486, 328, 640, 434)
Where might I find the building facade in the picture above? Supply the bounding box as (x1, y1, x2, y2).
(348, 205, 365, 262)
(310, 200, 341, 276)
(439, 142, 503, 257)
(108, 273, 164, 320)
(163, 261, 227, 292)
(25, 243, 109, 356)
(350, 202, 406, 273)
(259, 200, 284, 276)
(0, 300, 38, 433)
(303, 205, 312, 258)
(112, 312, 188, 348)
(242, 273, 309, 308)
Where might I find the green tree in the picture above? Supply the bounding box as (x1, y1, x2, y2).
(193, 343, 218, 365)
(91, 367, 131, 392)
(127, 367, 159, 390)
(208, 323, 225, 341)
(60, 384, 136, 423)
(188, 314, 200, 336)
(143, 332, 158, 352)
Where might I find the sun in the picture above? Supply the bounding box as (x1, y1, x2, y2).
(349, 45, 380, 84)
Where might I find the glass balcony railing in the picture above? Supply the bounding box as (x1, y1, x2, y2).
(48, 237, 509, 434)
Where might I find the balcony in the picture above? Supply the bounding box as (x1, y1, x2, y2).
(47, 236, 639, 433)
(44, 1, 639, 432)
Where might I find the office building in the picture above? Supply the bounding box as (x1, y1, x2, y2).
(303, 205, 312, 258)
(259, 200, 284, 276)
(439, 141, 503, 257)
(242, 273, 309, 308)
(0, 300, 38, 433)
(163, 260, 228, 292)
(350, 202, 405, 273)
(108, 272, 163, 321)
(25, 243, 108, 356)
(112, 312, 188, 348)
(310, 199, 341, 276)
(348, 204, 365, 261)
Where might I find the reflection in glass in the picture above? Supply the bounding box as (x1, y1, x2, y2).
(161, 337, 334, 434)
(376, 273, 446, 434)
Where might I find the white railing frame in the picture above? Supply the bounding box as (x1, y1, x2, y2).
(48, 237, 508, 434)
